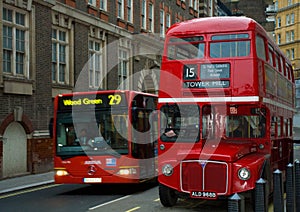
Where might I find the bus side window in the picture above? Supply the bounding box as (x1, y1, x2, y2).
(256, 35, 266, 61)
(277, 117, 282, 137)
(271, 117, 276, 137)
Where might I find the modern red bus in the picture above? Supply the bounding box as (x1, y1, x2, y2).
(157, 17, 295, 206)
(53, 90, 158, 184)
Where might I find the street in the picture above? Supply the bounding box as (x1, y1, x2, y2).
(1, 145, 300, 212)
(0, 182, 244, 212)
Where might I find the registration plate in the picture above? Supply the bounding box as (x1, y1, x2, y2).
(190, 191, 217, 199)
(83, 178, 102, 183)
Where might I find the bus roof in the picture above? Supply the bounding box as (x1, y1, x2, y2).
(167, 16, 262, 36)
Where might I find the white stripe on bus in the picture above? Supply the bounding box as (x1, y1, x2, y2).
(158, 96, 260, 103)
(158, 96, 295, 112)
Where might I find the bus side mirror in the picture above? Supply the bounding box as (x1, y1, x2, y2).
(49, 118, 53, 138)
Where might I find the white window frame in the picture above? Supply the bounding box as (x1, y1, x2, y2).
(2, 6, 30, 78)
(117, 0, 125, 19)
(148, 3, 154, 32)
(194, 0, 198, 9)
(52, 27, 69, 84)
(291, 48, 294, 60)
(100, 0, 107, 11)
(118, 39, 131, 90)
(88, 0, 96, 7)
(286, 14, 290, 25)
(166, 13, 171, 32)
(277, 17, 281, 28)
(118, 48, 129, 90)
(141, 0, 147, 29)
(127, 0, 133, 23)
(291, 30, 294, 41)
(286, 31, 290, 43)
(160, 10, 165, 38)
(291, 13, 294, 24)
(286, 49, 290, 59)
(88, 39, 104, 89)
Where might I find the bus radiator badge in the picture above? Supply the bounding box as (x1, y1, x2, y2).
(88, 165, 97, 176)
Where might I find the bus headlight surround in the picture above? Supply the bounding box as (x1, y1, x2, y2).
(238, 167, 251, 180)
(162, 164, 174, 176)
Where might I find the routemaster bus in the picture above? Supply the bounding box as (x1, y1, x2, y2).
(53, 90, 158, 184)
(158, 17, 295, 206)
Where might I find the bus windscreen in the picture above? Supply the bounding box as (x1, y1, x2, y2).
(56, 93, 129, 156)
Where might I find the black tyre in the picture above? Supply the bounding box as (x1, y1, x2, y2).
(159, 183, 178, 207)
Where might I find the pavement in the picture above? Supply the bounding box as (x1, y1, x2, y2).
(0, 171, 54, 195)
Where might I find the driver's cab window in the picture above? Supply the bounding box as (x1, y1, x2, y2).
(160, 104, 200, 142)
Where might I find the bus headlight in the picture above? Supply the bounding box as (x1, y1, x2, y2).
(162, 164, 173, 176)
(118, 168, 137, 175)
(238, 167, 251, 180)
(55, 170, 69, 176)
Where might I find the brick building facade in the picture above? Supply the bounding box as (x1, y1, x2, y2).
(0, 0, 200, 178)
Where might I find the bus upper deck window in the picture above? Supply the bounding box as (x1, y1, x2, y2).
(167, 36, 205, 60)
(210, 33, 250, 58)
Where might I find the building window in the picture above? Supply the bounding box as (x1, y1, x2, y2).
(286, 49, 290, 59)
(127, 0, 133, 23)
(286, 14, 290, 25)
(52, 28, 68, 84)
(117, 0, 124, 19)
(277, 33, 281, 44)
(274, 0, 278, 10)
(166, 13, 171, 32)
(160, 10, 165, 38)
(291, 13, 294, 24)
(291, 30, 294, 41)
(118, 48, 129, 89)
(287, 0, 292, 6)
(277, 17, 281, 28)
(89, 40, 103, 88)
(286, 31, 290, 42)
(291, 48, 295, 60)
(88, 0, 96, 6)
(148, 3, 154, 32)
(2, 7, 29, 78)
(100, 0, 107, 10)
(141, 0, 147, 29)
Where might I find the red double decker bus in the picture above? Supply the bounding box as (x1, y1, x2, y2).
(53, 90, 158, 184)
(158, 17, 295, 206)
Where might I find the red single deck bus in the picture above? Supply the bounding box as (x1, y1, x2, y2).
(158, 17, 295, 206)
(53, 90, 158, 184)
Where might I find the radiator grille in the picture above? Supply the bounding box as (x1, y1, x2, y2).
(181, 160, 228, 195)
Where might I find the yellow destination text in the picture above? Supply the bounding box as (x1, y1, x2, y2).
(63, 98, 103, 106)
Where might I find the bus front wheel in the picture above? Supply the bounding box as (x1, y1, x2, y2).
(159, 183, 178, 207)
